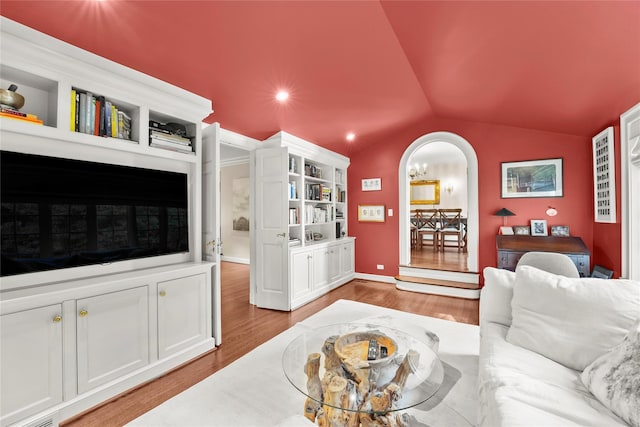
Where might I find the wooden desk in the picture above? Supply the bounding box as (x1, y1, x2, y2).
(496, 235, 590, 277)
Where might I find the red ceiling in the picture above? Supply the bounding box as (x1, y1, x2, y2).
(2, 1, 639, 154)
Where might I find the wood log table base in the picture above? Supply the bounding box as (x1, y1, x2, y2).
(303, 335, 421, 427)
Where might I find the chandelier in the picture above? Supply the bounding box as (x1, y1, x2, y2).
(408, 163, 428, 180)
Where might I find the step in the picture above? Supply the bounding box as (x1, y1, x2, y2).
(395, 274, 481, 299)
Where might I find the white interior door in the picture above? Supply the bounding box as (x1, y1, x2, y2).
(255, 147, 290, 310)
(202, 124, 222, 342)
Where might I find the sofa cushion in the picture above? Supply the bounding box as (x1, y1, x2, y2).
(479, 322, 628, 427)
(480, 267, 515, 327)
(506, 266, 640, 371)
(581, 319, 640, 427)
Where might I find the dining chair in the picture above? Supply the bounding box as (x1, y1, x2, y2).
(416, 209, 440, 251)
(439, 208, 464, 252)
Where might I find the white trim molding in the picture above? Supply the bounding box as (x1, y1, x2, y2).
(398, 132, 479, 273)
(621, 102, 640, 280)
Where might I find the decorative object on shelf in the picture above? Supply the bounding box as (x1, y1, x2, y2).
(410, 180, 440, 205)
(513, 225, 531, 235)
(0, 84, 25, 109)
(546, 206, 558, 217)
(551, 225, 570, 237)
(408, 162, 428, 180)
(495, 207, 516, 226)
(358, 205, 385, 222)
(592, 127, 616, 223)
(501, 158, 563, 198)
(500, 226, 514, 235)
(361, 178, 381, 191)
(530, 219, 548, 236)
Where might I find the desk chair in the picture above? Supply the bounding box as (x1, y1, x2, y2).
(516, 252, 580, 278)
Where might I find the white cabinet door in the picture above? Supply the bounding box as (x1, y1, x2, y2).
(0, 304, 63, 426)
(255, 146, 290, 310)
(158, 274, 207, 359)
(341, 240, 355, 275)
(328, 244, 341, 282)
(77, 287, 149, 394)
(291, 249, 313, 300)
(313, 247, 330, 290)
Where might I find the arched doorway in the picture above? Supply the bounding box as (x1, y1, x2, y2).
(399, 132, 479, 279)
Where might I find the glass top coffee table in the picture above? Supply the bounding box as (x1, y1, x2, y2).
(282, 323, 443, 426)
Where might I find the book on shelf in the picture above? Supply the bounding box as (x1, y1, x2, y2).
(288, 238, 301, 247)
(0, 111, 43, 125)
(1, 106, 40, 120)
(322, 187, 332, 201)
(150, 139, 194, 154)
(111, 104, 118, 138)
(288, 181, 297, 199)
(70, 89, 77, 131)
(70, 88, 131, 141)
(149, 129, 192, 145)
(288, 207, 299, 224)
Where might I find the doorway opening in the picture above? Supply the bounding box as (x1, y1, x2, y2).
(399, 132, 479, 275)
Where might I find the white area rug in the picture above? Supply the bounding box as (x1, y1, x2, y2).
(128, 299, 479, 427)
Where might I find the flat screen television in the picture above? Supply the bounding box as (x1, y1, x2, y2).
(1, 151, 189, 277)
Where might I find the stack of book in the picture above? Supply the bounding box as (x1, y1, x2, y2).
(0, 105, 43, 125)
(70, 88, 132, 140)
(149, 127, 193, 154)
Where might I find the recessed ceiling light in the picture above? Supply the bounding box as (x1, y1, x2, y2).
(275, 91, 289, 102)
(346, 133, 355, 141)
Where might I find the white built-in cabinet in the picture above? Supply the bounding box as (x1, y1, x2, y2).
(255, 132, 355, 311)
(0, 17, 218, 427)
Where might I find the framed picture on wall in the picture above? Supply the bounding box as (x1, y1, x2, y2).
(358, 204, 385, 222)
(501, 158, 563, 198)
(361, 178, 382, 191)
(592, 127, 616, 223)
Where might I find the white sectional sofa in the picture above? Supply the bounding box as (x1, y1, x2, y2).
(478, 265, 640, 427)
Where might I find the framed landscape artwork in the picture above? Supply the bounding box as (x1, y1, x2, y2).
(501, 158, 563, 198)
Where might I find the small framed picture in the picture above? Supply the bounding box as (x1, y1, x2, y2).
(551, 225, 570, 237)
(530, 219, 548, 236)
(513, 225, 530, 235)
(358, 204, 385, 222)
(499, 226, 514, 235)
(361, 178, 382, 191)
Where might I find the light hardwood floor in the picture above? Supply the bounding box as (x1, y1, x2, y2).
(63, 262, 479, 426)
(409, 246, 471, 272)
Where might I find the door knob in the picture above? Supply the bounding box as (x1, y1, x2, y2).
(79, 309, 88, 317)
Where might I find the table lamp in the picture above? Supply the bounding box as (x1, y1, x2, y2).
(495, 208, 515, 226)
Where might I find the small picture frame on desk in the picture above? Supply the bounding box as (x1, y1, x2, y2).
(499, 226, 514, 235)
(530, 219, 548, 236)
(551, 225, 570, 237)
(513, 225, 530, 235)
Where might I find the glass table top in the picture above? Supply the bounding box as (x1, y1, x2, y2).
(282, 323, 443, 415)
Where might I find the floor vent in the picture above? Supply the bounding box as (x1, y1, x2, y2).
(24, 412, 59, 427)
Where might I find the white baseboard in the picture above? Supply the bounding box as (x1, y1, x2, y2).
(395, 280, 480, 299)
(354, 272, 396, 284)
(220, 256, 250, 265)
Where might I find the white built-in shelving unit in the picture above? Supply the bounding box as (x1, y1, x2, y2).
(0, 17, 219, 427)
(255, 132, 354, 311)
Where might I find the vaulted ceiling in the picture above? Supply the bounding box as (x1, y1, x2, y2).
(2, 1, 639, 155)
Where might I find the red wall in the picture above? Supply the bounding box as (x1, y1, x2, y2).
(591, 123, 623, 277)
(347, 117, 595, 279)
